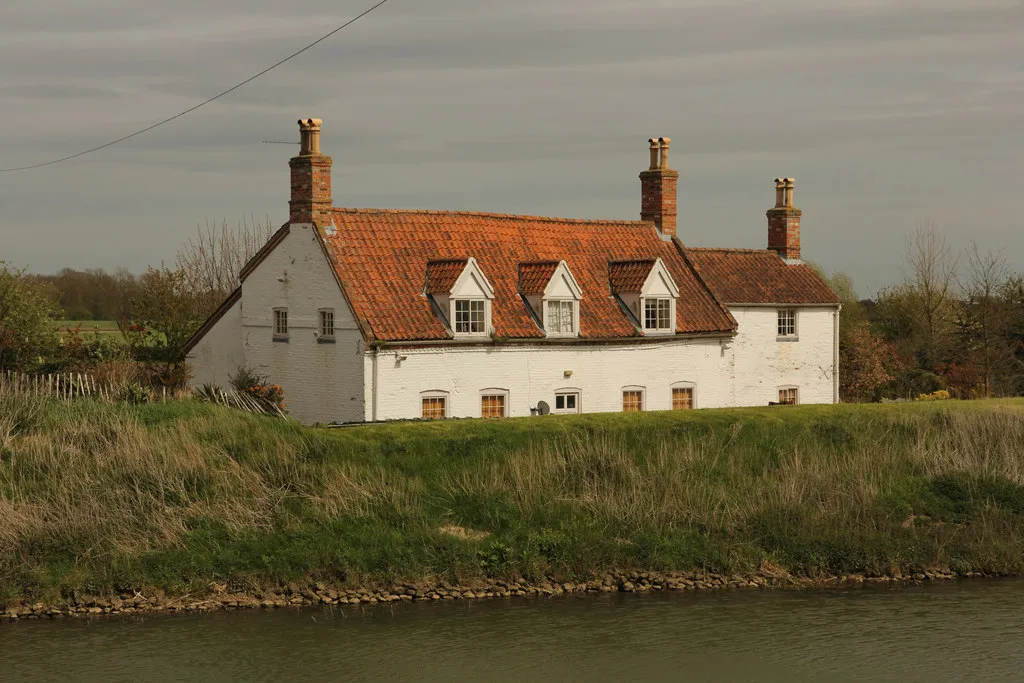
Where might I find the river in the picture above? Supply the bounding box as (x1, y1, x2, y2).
(2, 580, 1023, 682)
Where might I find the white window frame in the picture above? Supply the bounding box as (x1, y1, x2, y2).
(318, 308, 335, 342)
(480, 388, 510, 418)
(777, 386, 799, 405)
(544, 299, 577, 336)
(777, 309, 798, 340)
(670, 382, 696, 410)
(420, 390, 450, 419)
(642, 297, 673, 332)
(622, 386, 645, 413)
(452, 298, 490, 337)
(273, 307, 289, 341)
(553, 389, 581, 415)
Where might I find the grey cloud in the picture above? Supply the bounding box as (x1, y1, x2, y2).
(1, 0, 1022, 295)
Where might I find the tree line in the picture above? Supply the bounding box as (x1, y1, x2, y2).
(1, 216, 1022, 402)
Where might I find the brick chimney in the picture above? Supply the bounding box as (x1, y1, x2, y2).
(289, 118, 333, 227)
(639, 137, 679, 237)
(766, 177, 801, 260)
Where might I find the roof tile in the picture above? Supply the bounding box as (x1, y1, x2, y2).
(686, 248, 840, 305)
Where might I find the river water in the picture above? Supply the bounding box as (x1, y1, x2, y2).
(2, 580, 1023, 682)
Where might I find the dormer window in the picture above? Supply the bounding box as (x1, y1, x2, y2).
(518, 260, 583, 338)
(425, 257, 495, 338)
(609, 257, 680, 336)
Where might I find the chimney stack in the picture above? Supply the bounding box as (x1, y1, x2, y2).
(639, 137, 679, 238)
(766, 177, 801, 260)
(289, 118, 333, 228)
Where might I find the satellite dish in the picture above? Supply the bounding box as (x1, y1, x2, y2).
(536, 401, 550, 416)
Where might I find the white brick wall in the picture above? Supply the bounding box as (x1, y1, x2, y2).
(363, 307, 837, 421)
(728, 306, 838, 406)
(187, 298, 243, 387)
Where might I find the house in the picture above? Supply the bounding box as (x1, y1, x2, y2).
(184, 119, 840, 425)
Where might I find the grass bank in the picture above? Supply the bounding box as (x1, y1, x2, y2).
(2, 395, 1024, 605)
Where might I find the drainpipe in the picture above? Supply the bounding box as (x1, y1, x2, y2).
(833, 305, 842, 403)
(371, 347, 379, 422)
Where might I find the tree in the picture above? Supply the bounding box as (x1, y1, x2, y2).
(176, 215, 274, 308)
(839, 322, 903, 402)
(127, 266, 208, 386)
(903, 225, 958, 370)
(953, 244, 1015, 396)
(0, 262, 61, 372)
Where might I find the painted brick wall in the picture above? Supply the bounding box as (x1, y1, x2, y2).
(728, 306, 837, 405)
(187, 298, 243, 387)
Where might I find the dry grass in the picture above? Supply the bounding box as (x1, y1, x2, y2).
(1, 394, 1024, 601)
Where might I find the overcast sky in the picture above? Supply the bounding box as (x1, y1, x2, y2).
(1, 0, 1022, 294)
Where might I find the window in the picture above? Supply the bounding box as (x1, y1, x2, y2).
(778, 388, 798, 405)
(273, 308, 288, 339)
(622, 389, 644, 412)
(554, 391, 580, 414)
(422, 396, 447, 419)
(644, 298, 672, 331)
(778, 309, 797, 338)
(672, 387, 694, 410)
(319, 309, 335, 340)
(546, 300, 576, 335)
(455, 299, 486, 334)
(481, 394, 506, 418)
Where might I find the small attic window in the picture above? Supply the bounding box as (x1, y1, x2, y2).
(608, 257, 680, 336)
(425, 257, 495, 338)
(518, 260, 583, 338)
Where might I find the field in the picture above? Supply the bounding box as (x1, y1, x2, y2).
(2, 395, 1024, 603)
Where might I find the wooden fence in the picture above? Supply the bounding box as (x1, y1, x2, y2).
(0, 370, 285, 418)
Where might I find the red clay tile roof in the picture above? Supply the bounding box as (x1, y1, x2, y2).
(685, 248, 840, 305)
(320, 209, 736, 342)
(608, 260, 657, 293)
(518, 261, 560, 295)
(425, 259, 468, 293)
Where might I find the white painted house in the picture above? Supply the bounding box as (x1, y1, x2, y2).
(185, 119, 840, 425)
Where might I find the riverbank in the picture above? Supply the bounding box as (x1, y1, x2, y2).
(0, 566, 987, 622)
(2, 395, 1024, 616)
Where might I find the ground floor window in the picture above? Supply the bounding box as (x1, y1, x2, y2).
(622, 389, 644, 412)
(672, 387, 694, 410)
(554, 391, 580, 414)
(481, 394, 506, 418)
(778, 388, 798, 405)
(421, 396, 447, 419)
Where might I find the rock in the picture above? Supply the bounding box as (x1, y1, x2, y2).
(622, 582, 635, 592)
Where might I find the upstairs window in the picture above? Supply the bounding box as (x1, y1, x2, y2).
(319, 309, 335, 340)
(778, 309, 797, 338)
(546, 300, 576, 335)
(644, 298, 672, 331)
(273, 308, 288, 339)
(778, 387, 798, 405)
(455, 299, 486, 334)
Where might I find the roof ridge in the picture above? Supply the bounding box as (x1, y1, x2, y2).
(686, 247, 773, 253)
(333, 207, 653, 227)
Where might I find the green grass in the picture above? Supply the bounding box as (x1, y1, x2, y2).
(59, 320, 119, 331)
(2, 395, 1024, 603)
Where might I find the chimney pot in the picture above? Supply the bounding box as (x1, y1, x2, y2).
(658, 137, 671, 169)
(784, 177, 795, 207)
(648, 138, 660, 171)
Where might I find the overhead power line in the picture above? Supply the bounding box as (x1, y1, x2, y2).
(0, 0, 393, 173)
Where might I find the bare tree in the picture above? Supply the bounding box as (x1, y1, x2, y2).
(957, 243, 1013, 396)
(176, 215, 275, 305)
(904, 223, 958, 370)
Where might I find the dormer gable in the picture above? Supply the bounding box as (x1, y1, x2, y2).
(519, 260, 583, 337)
(608, 257, 680, 335)
(425, 257, 495, 337)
